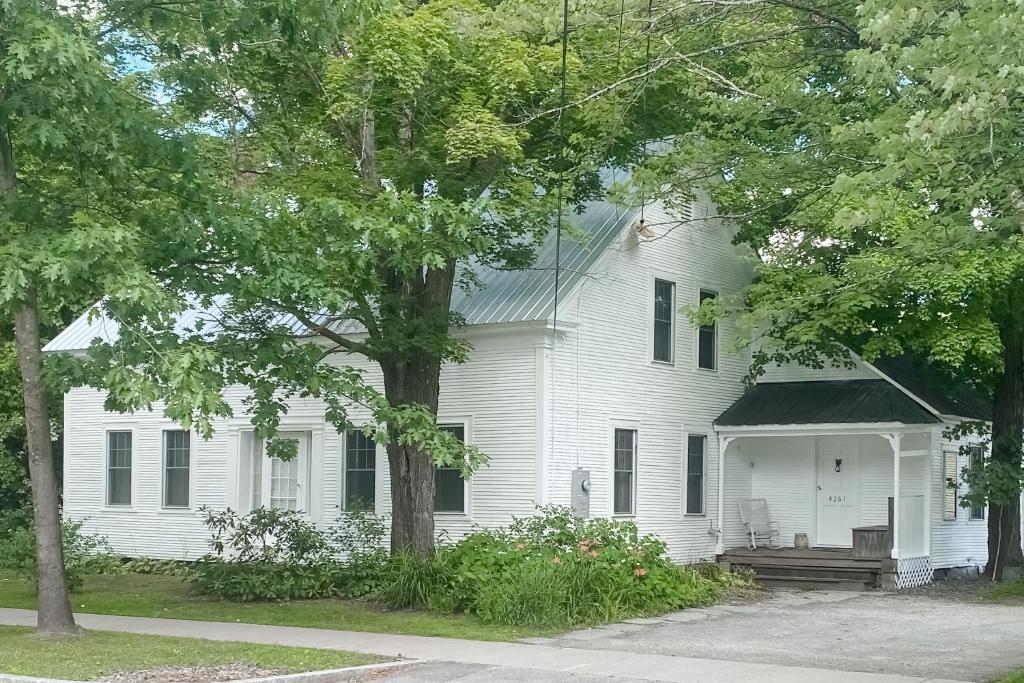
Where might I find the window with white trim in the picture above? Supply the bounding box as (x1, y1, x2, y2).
(613, 429, 637, 515)
(653, 279, 675, 363)
(697, 289, 717, 370)
(245, 431, 309, 511)
(269, 441, 300, 510)
(106, 431, 132, 506)
(942, 449, 958, 521)
(249, 435, 263, 509)
(434, 424, 466, 513)
(344, 431, 377, 509)
(163, 430, 191, 508)
(968, 445, 985, 520)
(685, 434, 706, 515)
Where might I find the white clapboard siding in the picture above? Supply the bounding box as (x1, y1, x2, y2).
(62, 329, 543, 559)
(929, 425, 988, 569)
(544, 196, 756, 562)
(760, 360, 877, 383)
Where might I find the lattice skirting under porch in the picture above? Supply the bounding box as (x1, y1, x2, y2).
(896, 555, 934, 589)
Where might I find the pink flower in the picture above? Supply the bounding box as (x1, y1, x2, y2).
(633, 567, 647, 577)
(551, 555, 562, 564)
(589, 550, 599, 558)
(515, 543, 525, 551)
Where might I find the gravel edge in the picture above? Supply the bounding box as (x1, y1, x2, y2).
(0, 660, 420, 683)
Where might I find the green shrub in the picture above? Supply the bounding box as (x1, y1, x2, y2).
(474, 558, 569, 627)
(0, 501, 31, 541)
(375, 550, 447, 609)
(201, 507, 334, 565)
(377, 506, 733, 627)
(192, 506, 393, 601)
(118, 557, 195, 576)
(3, 519, 118, 591)
(327, 505, 388, 598)
(192, 559, 351, 601)
(193, 507, 351, 601)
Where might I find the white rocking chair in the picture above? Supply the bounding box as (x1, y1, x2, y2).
(738, 498, 782, 550)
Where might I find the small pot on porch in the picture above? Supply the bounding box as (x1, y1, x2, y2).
(794, 533, 809, 550)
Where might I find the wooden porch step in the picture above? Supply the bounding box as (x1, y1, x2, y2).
(757, 575, 872, 591)
(721, 548, 858, 561)
(741, 565, 878, 582)
(721, 555, 883, 570)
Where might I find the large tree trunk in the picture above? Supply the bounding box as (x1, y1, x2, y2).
(986, 312, 1024, 580)
(1, 120, 76, 632)
(381, 356, 441, 556)
(376, 264, 456, 556)
(14, 293, 78, 633)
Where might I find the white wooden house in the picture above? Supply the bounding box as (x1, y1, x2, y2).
(46, 193, 994, 588)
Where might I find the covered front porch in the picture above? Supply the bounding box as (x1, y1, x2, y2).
(713, 379, 944, 590)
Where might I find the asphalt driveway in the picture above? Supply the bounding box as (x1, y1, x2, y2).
(540, 588, 1024, 682)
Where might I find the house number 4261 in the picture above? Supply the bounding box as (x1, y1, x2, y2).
(827, 495, 846, 503)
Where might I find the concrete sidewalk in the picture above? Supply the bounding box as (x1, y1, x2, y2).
(0, 608, 969, 683)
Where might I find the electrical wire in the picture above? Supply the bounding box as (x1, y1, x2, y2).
(549, 0, 572, 472)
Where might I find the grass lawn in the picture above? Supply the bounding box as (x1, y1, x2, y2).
(984, 579, 1024, 604)
(0, 625, 377, 680)
(0, 570, 548, 641)
(996, 671, 1024, 683)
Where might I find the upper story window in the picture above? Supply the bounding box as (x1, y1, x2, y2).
(968, 445, 985, 520)
(163, 430, 191, 508)
(345, 431, 377, 510)
(653, 279, 675, 363)
(106, 431, 132, 506)
(697, 289, 718, 370)
(613, 428, 637, 516)
(435, 423, 466, 513)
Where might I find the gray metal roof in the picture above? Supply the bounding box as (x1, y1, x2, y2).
(869, 356, 992, 421)
(715, 380, 942, 427)
(45, 200, 639, 352)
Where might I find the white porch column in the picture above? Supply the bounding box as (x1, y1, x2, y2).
(716, 435, 733, 555)
(886, 433, 903, 560)
(924, 430, 934, 556)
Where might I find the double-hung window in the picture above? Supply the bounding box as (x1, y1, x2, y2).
(613, 429, 637, 515)
(697, 289, 718, 370)
(943, 449, 958, 521)
(686, 435, 706, 515)
(653, 279, 675, 363)
(435, 424, 466, 513)
(344, 431, 377, 510)
(163, 430, 191, 508)
(106, 431, 132, 506)
(968, 445, 985, 520)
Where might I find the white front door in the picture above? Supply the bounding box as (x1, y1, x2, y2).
(816, 437, 861, 546)
(261, 431, 309, 512)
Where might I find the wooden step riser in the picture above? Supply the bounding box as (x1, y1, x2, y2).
(741, 566, 878, 581)
(722, 556, 884, 570)
(758, 576, 873, 591)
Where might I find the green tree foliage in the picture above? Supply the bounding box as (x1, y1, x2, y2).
(87, 0, 751, 555)
(657, 0, 1024, 577)
(0, 0, 196, 631)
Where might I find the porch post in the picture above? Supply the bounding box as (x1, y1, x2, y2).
(886, 433, 903, 560)
(924, 430, 933, 556)
(716, 435, 732, 555)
